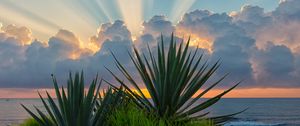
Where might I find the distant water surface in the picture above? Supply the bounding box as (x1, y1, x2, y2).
(0, 98, 299, 126)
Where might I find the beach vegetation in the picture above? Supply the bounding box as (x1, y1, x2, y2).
(21, 72, 127, 126)
(107, 33, 243, 124)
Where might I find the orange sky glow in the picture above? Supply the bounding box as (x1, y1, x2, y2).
(1, 88, 300, 99)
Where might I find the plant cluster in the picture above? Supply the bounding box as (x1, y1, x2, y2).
(22, 72, 127, 126)
(22, 34, 244, 126)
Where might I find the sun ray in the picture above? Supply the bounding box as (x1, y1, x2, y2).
(95, 0, 115, 22)
(117, 0, 143, 36)
(142, 0, 154, 20)
(0, 4, 58, 42)
(1, 0, 102, 43)
(170, 0, 197, 22)
(0, 1, 61, 29)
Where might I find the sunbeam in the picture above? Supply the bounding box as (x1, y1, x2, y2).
(95, 0, 115, 22)
(117, 0, 143, 36)
(0, 0, 101, 42)
(142, 0, 154, 20)
(0, 3, 58, 42)
(170, 0, 197, 22)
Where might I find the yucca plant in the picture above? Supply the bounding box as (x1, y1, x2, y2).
(21, 72, 126, 126)
(107, 33, 244, 124)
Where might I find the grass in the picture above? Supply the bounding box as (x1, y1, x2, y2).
(107, 102, 166, 126)
(108, 102, 213, 126)
(21, 116, 213, 126)
(20, 118, 40, 126)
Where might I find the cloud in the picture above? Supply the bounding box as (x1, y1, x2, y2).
(0, 27, 27, 69)
(142, 15, 175, 37)
(1, 24, 33, 45)
(90, 20, 132, 49)
(86, 20, 136, 85)
(230, 0, 300, 87)
(135, 15, 176, 50)
(232, 5, 272, 34)
(274, 0, 300, 20)
(252, 42, 299, 87)
(231, 0, 300, 53)
(177, 10, 256, 87)
(0, 0, 300, 88)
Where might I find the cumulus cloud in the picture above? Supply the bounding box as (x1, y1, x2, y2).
(135, 15, 176, 50)
(1, 24, 33, 45)
(0, 0, 300, 88)
(274, 0, 300, 20)
(252, 42, 299, 87)
(142, 15, 175, 37)
(177, 10, 256, 87)
(231, 0, 300, 54)
(232, 0, 300, 87)
(90, 20, 132, 48)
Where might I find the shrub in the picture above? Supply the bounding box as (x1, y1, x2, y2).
(108, 33, 244, 124)
(21, 72, 126, 126)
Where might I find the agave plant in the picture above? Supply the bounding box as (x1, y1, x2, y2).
(107, 33, 244, 124)
(21, 72, 126, 126)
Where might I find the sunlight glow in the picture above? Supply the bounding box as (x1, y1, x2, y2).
(117, 0, 143, 36)
(69, 53, 81, 60)
(190, 36, 213, 53)
(108, 88, 300, 99)
(131, 35, 137, 41)
(176, 32, 213, 53)
(86, 42, 101, 53)
(1, 87, 300, 98)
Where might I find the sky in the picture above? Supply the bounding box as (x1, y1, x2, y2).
(1, 0, 300, 98)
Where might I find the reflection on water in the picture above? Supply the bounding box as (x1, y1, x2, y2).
(0, 99, 43, 126)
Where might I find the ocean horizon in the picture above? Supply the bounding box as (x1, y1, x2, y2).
(0, 98, 299, 126)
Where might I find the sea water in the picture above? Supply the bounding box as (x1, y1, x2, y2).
(0, 98, 299, 126)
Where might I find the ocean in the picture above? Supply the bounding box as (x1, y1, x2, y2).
(0, 98, 299, 126)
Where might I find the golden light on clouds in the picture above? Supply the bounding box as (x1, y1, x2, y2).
(86, 42, 101, 53)
(69, 53, 81, 60)
(131, 35, 137, 42)
(190, 36, 213, 53)
(176, 32, 214, 53)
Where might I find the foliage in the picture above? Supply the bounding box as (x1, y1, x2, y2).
(20, 118, 40, 126)
(108, 33, 244, 124)
(107, 102, 166, 126)
(21, 72, 126, 126)
(185, 120, 214, 126)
